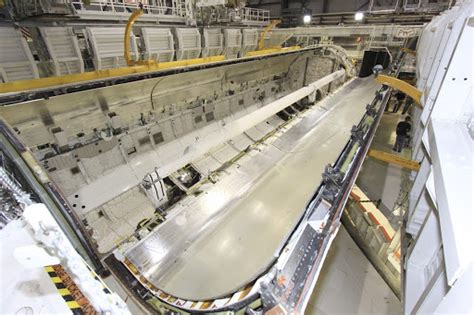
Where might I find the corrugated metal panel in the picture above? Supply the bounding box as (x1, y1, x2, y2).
(241, 28, 258, 56)
(40, 27, 84, 76)
(175, 28, 201, 60)
(223, 29, 242, 59)
(0, 26, 39, 82)
(202, 28, 223, 57)
(142, 27, 175, 62)
(86, 27, 138, 70)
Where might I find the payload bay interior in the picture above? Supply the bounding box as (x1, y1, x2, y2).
(0, 1, 472, 314)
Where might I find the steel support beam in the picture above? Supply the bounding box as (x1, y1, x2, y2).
(401, 47, 417, 56)
(368, 149, 421, 171)
(0, 56, 225, 94)
(245, 45, 300, 57)
(375, 74, 422, 106)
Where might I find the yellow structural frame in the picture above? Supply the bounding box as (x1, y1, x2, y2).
(245, 46, 300, 57)
(368, 149, 420, 171)
(401, 48, 416, 56)
(0, 8, 227, 94)
(257, 19, 281, 50)
(248, 19, 300, 58)
(0, 11, 300, 95)
(0, 56, 225, 94)
(376, 74, 423, 107)
(124, 9, 145, 66)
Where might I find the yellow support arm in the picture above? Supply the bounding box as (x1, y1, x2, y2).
(376, 74, 423, 108)
(401, 48, 416, 56)
(258, 19, 281, 50)
(368, 149, 420, 171)
(124, 9, 144, 66)
(0, 56, 225, 93)
(245, 46, 300, 57)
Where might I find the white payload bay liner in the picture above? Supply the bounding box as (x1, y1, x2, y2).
(71, 70, 345, 214)
(124, 76, 378, 300)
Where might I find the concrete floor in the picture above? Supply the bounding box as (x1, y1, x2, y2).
(306, 227, 401, 315)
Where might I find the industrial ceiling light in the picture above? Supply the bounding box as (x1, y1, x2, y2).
(354, 12, 364, 21)
(303, 14, 311, 24)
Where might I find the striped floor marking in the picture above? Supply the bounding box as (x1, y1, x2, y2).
(47, 265, 103, 314)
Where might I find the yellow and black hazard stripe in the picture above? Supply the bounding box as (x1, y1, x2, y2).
(45, 265, 98, 314)
(45, 266, 83, 314)
(45, 263, 120, 314)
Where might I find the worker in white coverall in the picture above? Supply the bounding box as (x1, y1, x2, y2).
(372, 64, 384, 77)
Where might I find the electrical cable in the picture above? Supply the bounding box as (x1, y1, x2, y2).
(149, 77, 166, 111)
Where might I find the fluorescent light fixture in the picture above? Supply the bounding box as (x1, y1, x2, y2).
(303, 14, 311, 24)
(354, 12, 364, 21)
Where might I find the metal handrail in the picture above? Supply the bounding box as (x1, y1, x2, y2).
(71, 0, 185, 17)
